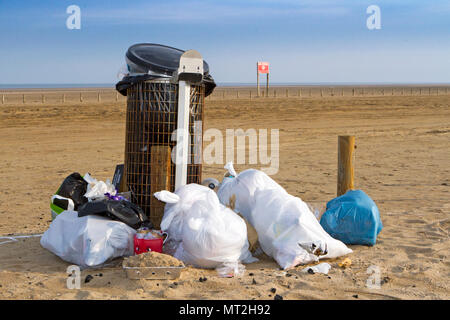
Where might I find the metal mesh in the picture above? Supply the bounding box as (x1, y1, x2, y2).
(124, 80, 204, 228)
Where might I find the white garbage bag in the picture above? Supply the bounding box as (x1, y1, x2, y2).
(217, 162, 352, 269)
(40, 210, 136, 268)
(155, 184, 256, 269)
(217, 163, 284, 226)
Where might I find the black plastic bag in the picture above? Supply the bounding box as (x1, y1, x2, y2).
(77, 199, 152, 230)
(56, 172, 88, 210)
(115, 73, 216, 97)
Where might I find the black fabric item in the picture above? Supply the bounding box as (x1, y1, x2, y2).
(77, 200, 152, 230)
(53, 198, 69, 210)
(115, 73, 216, 97)
(56, 172, 88, 210)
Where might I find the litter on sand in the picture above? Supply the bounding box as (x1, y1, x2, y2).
(217, 162, 352, 269)
(155, 184, 257, 270)
(302, 263, 332, 275)
(320, 189, 383, 246)
(338, 258, 352, 268)
(36, 43, 383, 285)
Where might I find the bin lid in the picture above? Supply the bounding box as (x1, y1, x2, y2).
(126, 43, 210, 77)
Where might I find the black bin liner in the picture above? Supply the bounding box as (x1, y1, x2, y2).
(56, 172, 88, 210)
(78, 199, 152, 230)
(115, 43, 216, 97)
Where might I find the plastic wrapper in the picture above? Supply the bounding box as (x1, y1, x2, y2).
(216, 262, 246, 278)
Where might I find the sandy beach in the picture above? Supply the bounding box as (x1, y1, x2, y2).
(0, 88, 448, 300)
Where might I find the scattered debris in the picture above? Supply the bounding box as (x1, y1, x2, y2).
(252, 278, 257, 285)
(274, 294, 283, 300)
(270, 288, 277, 294)
(352, 294, 358, 299)
(381, 276, 390, 285)
(338, 258, 352, 268)
(302, 263, 331, 275)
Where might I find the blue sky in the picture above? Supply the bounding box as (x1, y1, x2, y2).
(0, 0, 449, 84)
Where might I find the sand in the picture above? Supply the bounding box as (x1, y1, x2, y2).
(0, 89, 449, 299)
(124, 252, 184, 268)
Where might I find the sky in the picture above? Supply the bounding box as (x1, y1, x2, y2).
(0, 0, 449, 85)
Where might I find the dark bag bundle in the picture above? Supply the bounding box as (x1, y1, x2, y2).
(77, 199, 152, 230)
(56, 172, 88, 210)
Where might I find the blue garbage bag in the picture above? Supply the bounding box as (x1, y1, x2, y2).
(320, 190, 383, 246)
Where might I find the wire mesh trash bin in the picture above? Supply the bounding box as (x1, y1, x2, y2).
(116, 44, 216, 228)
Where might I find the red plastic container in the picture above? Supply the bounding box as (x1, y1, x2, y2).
(133, 232, 166, 255)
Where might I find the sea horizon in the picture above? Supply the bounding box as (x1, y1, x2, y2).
(0, 82, 449, 90)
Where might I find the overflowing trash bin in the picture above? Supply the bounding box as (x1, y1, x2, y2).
(38, 43, 381, 278)
(116, 43, 216, 228)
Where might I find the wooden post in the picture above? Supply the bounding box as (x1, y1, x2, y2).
(320, 89, 323, 97)
(62, 94, 66, 103)
(342, 88, 344, 97)
(236, 90, 239, 99)
(80, 93, 83, 102)
(150, 145, 172, 229)
(256, 63, 260, 97)
(98, 92, 101, 102)
(1, 94, 4, 104)
(266, 73, 269, 97)
(23, 94, 25, 104)
(42, 94, 45, 103)
(337, 135, 355, 197)
(116, 92, 119, 101)
(298, 88, 301, 97)
(352, 88, 355, 97)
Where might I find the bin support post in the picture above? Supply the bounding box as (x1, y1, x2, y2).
(337, 135, 355, 196)
(175, 80, 190, 190)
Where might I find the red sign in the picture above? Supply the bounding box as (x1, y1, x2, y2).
(257, 62, 269, 74)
